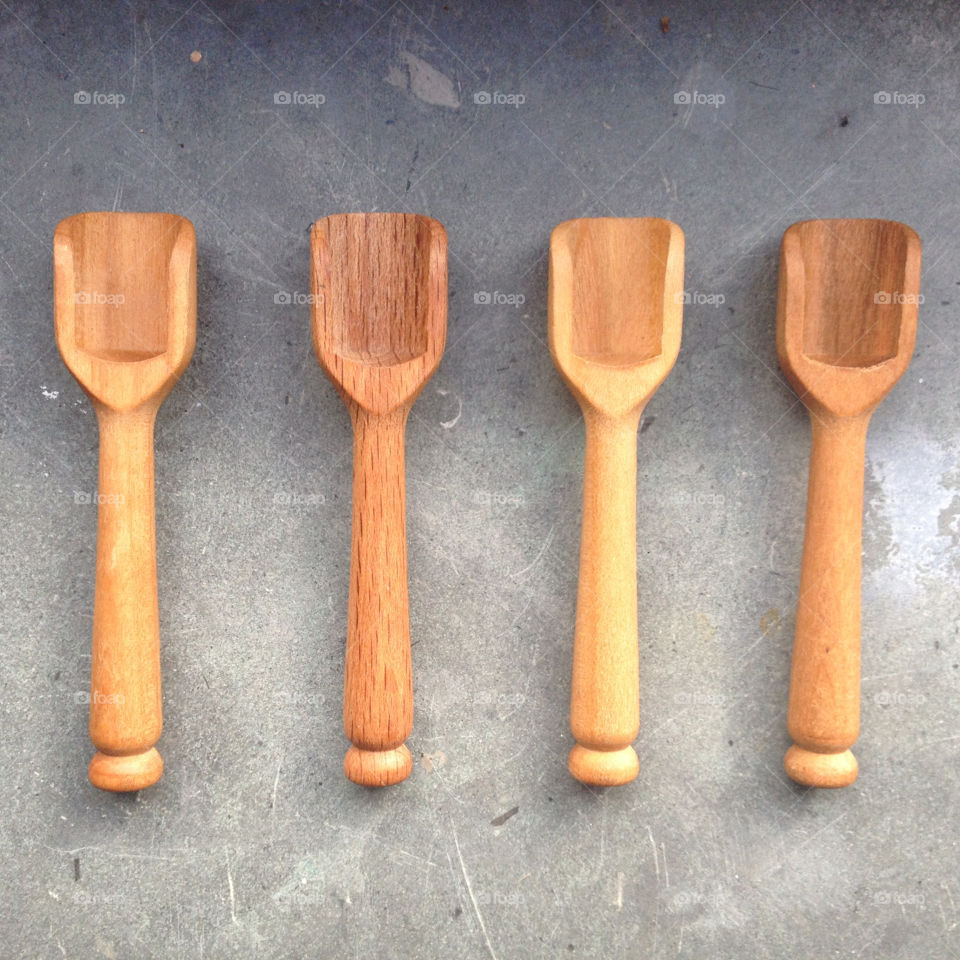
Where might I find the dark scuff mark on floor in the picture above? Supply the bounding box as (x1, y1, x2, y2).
(491, 806, 519, 827)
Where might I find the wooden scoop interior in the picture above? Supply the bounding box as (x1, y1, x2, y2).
(550, 217, 683, 419)
(55, 212, 196, 411)
(777, 219, 920, 420)
(312, 213, 446, 413)
(569, 218, 671, 366)
(793, 219, 911, 368)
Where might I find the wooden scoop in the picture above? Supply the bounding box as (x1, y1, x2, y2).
(777, 218, 920, 788)
(311, 213, 446, 787)
(54, 212, 196, 791)
(549, 217, 684, 786)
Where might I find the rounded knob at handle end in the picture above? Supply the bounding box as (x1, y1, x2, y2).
(568, 744, 639, 787)
(784, 745, 857, 788)
(344, 744, 412, 787)
(88, 747, 163, 792)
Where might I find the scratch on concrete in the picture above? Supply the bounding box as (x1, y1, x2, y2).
(647, 825, 660, 883)
(112, 173, 123, 211)
(762, 811, 849, 876)
(324, 821, 439, 868)
(510, 524, 556, 581)
(225, 850, 237, 924)
(271, 754, 282, 811)
(453, 824, 498, 960)
(46, 844, 185, 863)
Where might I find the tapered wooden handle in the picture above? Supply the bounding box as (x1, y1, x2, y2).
(569, 408, 642, 786)
(785, 413, 870, 788)
(343, 404, 414, 786)
(88, 407, 164, 792)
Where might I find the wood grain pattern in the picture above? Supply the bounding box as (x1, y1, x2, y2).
(777, 218, 920, 788)
(54, 211, 196, 792)
(549, 217, 684, 786)
(311, 212, 446, 787)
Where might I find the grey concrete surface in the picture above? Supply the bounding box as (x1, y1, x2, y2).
(1, 1, 958, 957)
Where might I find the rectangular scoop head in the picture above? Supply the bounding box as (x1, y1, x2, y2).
(55, 212, 193, 364)
(793, 219, 918, 368)
(550, 218, 681, 369)
(311, 213, 446, 368)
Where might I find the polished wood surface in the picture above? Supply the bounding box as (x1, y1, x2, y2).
(54, 211, 196, 792)
(777, 218, 920, 787)
(549, 217, 684, 786)
(312, 213, 447, 787)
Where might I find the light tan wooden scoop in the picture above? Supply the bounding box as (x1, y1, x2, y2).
(549, 217, 684, 786)
(311, 212, 446, 787)
(777, 218, 920, 788)
(54, 212, 196, 792)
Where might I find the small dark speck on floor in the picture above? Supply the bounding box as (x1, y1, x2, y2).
(728, 740, 734, 746)
(453, 905, 462, 918)
(491, 805, 520, 826)
(839, 115, 849, 127)
(73, 858, 80, 881)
